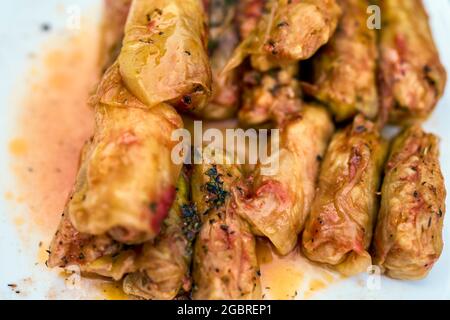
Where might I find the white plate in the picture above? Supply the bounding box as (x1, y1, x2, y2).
(0, 0, 449, 300)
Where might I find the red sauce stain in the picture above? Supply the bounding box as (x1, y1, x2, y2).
(151, 186, 177, 232)
(10, 29, 101, 236)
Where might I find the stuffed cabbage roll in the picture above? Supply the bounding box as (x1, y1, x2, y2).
(239, 64, 302, 128)
(68, 101, 182, 243)
(49, 172, 200, 300)
(373, 126, 446, 280)
(201, 0, 240, 120)
(223, 0, 341, 73)
(379, 0, 447, 124)
(121, 172, 200, 299)
(302, 0, 378, 121)
(118, 0, 212, 112)
(236, 106, 334, 255)
(66, 65, 184, 244)
(302, 116, 388, 276)
(191, 151, 261, 300)
(236, 0, 301, 128)
(48, 109, 125, 270)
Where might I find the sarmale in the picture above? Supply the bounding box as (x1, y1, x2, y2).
(303, 0, 378, 121)
(119, 0, 212, 112)
(236, 106, 334, 255)
(239, 64, 302, 128)
(223, 0, 341, 73)
(122, 173, 200, 299)
(379, 0, 446, 124)
(302, 116, 388, 276)
(191, 151, 261, 300)
(373, 126, 446, 280)
(202, 0, 240, 120)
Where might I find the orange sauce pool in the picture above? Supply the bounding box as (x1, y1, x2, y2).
(256, 239, 340, 300)
(98, 281, 131, 300)
(8, 13, 340, 301)
(9, 30, 98, 234)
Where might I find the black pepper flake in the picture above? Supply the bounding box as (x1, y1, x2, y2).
(182, 95, 192, 105)
(220, 224, 229, 232)
(266, 39, 278, 55)
(181, 204, 201, 243)
(184, 50, 191, 56)
(204, 165, 229, 208)
(41, 23, 51, 32)
(194, 85, 204, 93)
(413, 191, 419, 198)
(158, 31, 164, 35)
(146, 13, 151, 22)
(256, 270, 261, 276)
(208, 39, 219, 54)
(428, 216, 432, 228)
(355, 125, 367, 133)
(139, 38, 154, 44)
(79, 253, 85, 260)
(316, 155, 323, 162)
(438, 209, 443, 217)
(149, 202, 158, 213)
(277, 21, 289, 28)
(181, 204, 195, 218)
(154, 8, 162, 15)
